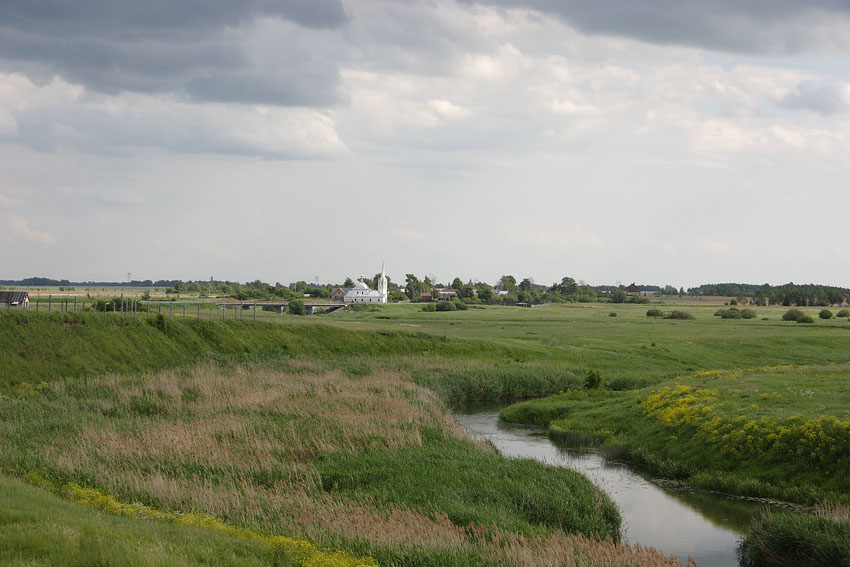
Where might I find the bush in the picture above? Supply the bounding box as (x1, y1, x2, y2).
(797, 315, 814, 324)
(435, 301, 456, 312)
(819, 309, 833, 320)
(714, 309, 726, 317)
(421, 303, 436, 312)
(452, 299, 468, 311)
(729, 299, 738, 305)
(665, 310, 694, 320)
(646, 308, 665, 318)
(782, 308, 805, 322)
(741, 309, 757, 319)
(288, 299, 305, 315)
(837, 309, 850, 318)
(608, 312, 617, 317)
(720, 308, 742, 319)
(584, 369, 602, 390)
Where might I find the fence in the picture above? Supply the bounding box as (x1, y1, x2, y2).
(21, 295, 266, 320)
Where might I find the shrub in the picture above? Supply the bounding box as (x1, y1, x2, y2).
(797, 315, 815, 324)
(729, 299, 738, 305)
(608, 312, 617, 317)
(714, 309, 725, 317)
(837, 309, 850, 318)
(720, 308, 742, 319)
(288, 299, 305, 315)
(782, 308, 805, 322)
(741, 309, 757, 319)
(819, 309, 833, 320)
(421, 303, 436, 312)
(665, 310, 694, 320)
(584, 369, 602, 390)
(452, 300, 468, 311)
(435, 301, 456, 312)
(646, 308, 665, 318)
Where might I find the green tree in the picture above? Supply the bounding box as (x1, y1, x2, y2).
(477, 287, 493, 302)
(559, 277, 578, 296)
(404, 274, 421, 301)
(500, 275, 517, 293)
(611, 289, 627, 303)
(343, 277, 354, 288)
(519, 278, 533, 292)
(288, 299, 305, 315)
(451, 277, 464, 290)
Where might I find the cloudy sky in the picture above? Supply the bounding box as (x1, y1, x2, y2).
(1, 1, 849, 288)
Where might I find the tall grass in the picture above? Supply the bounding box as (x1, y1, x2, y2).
(0, 360, 688, 566)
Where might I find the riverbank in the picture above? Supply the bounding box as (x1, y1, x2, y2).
(500, 364, 850, 566)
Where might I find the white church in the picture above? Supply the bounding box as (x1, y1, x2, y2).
(344, 265, 388, 304)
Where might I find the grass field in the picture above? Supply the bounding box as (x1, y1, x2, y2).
(2, 302, 849, 566)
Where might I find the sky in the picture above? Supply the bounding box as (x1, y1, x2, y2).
(1, 0, 849, 288)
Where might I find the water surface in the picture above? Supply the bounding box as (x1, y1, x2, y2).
(454, 404, 772, 567)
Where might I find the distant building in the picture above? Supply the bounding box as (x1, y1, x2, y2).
(438, 289, 458, 301)
(626, 283, 641, 297)
(329, 288, 351, 302)
(344, 265, 388, 304)
(0, 291, 29, 308)
(420, 292, 433, 302)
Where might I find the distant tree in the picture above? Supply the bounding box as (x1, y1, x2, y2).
(679, 287, 685, 296)
(459, 285, 475, 300)
(404, 274, 422, 301)
(451, 277, 464, 290)
(519, 278, 533, 292)
(559, 277, 579, 296)
(611, 289, 627, 303)
(517, 290, 531, 303)
(500, 275, 517, 293)
(343, 277, 354, 288)
(819, 309, 833, 320)
(477, 287, 493, 302)
(288, 299, 305, 315)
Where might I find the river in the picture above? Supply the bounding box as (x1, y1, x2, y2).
(454, 404, 774, 567)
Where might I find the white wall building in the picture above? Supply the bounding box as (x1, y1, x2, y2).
(344, 265, 388, 304)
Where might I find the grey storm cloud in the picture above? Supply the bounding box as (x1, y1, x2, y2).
(0, 0, 347, 106)
(779, 80, 850, 115)
(465, 0, 850, 54)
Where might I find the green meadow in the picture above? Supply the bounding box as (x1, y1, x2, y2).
(1, 302, 849, 566)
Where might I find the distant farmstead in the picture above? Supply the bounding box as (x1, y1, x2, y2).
(626, 283, 641, 297)
(0, 291, 29, 308)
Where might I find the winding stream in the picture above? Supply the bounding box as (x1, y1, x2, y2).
(454, 404, 774, 567)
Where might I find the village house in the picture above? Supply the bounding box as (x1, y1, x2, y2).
(626, 283, 642, 298)
(0, 291, 29, 308)
(329, 287, 351, 302)
(438, 289, 458, 301)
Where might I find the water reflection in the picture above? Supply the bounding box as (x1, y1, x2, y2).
(453, 405, 772, 567)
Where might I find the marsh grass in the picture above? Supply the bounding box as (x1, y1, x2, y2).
(0, 361, 687, 566)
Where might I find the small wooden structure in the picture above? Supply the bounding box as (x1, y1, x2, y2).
(626, 283, 641, 298)
(0, 291, 29, 308)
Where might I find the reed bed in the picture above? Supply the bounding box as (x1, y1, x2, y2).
(0, 360, 685, 566)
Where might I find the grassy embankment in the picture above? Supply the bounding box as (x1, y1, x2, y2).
(492, 306, 850, 566)
(0, 309, 690, 567)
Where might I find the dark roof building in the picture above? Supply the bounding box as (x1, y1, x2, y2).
(0, 291, 29, 307)
(626, 283, 641, 296)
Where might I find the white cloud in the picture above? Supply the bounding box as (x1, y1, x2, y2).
(6, 214, 56, 246)
(0, 193, 24, 207)
(427, 99, 470, 119)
